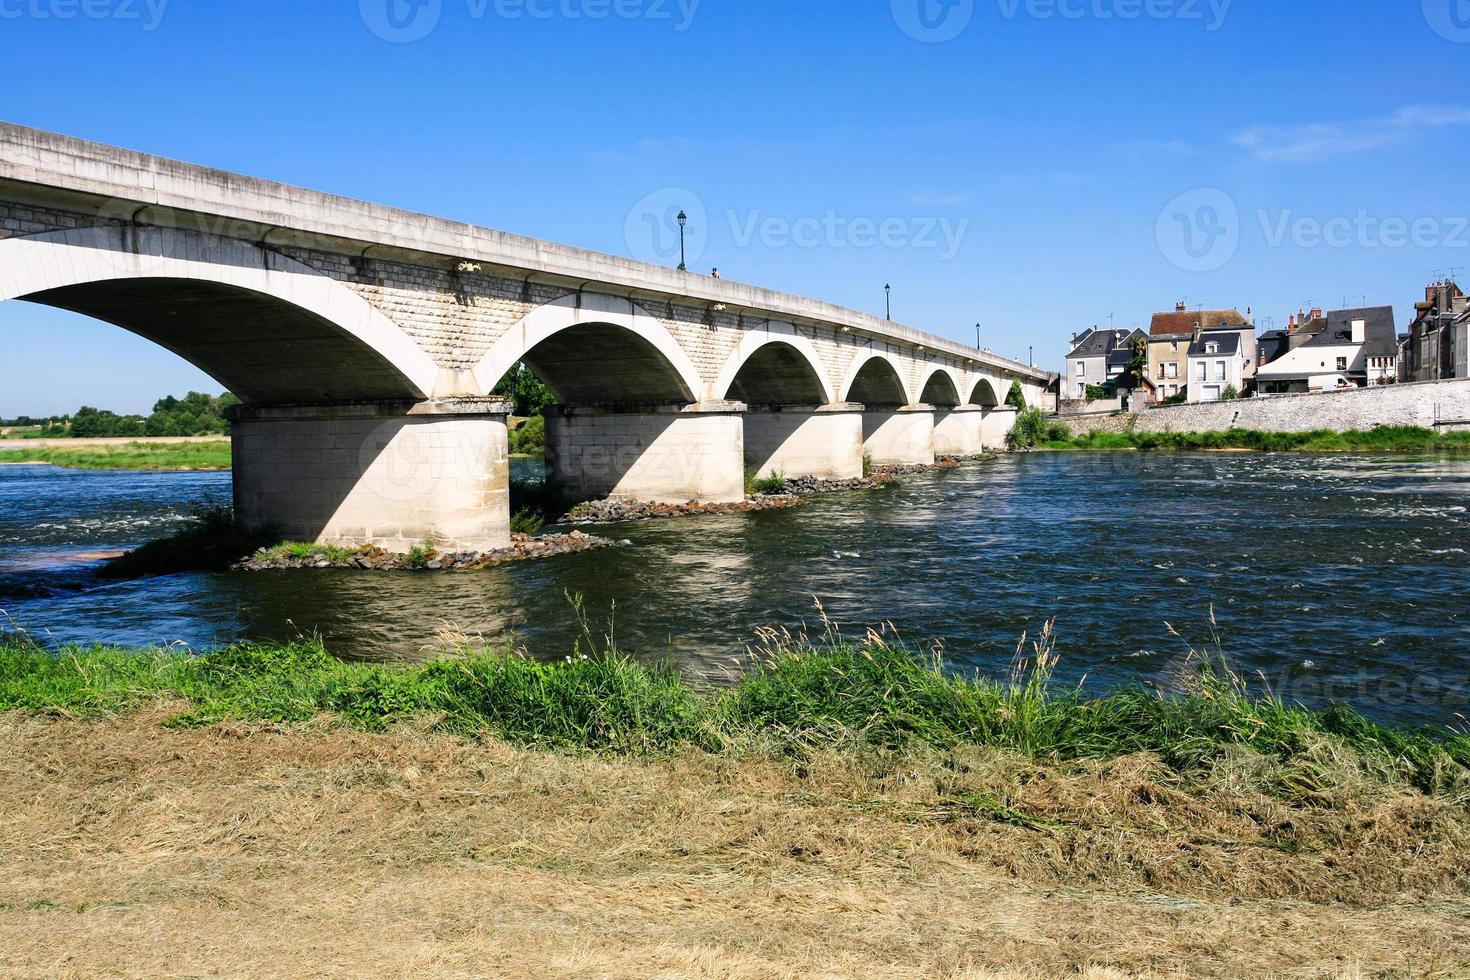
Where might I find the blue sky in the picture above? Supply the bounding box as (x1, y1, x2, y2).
(2, 0, 1468, 416)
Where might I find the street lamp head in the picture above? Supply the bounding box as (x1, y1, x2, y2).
(677, 210, 688, 228)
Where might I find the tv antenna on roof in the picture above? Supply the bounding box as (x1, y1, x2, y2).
(1446, 267, 1464, 285)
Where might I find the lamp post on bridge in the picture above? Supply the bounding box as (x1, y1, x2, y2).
(676, 210, 688, 272)
(885, 284, 892, 321)
(975, 322, 981, 350)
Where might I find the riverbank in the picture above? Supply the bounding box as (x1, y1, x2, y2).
(0, 438, 231, 471)
(1, 633, 1468, 977)
(1028, 420, 1470, 454)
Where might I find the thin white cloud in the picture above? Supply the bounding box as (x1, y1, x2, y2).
(1234, 105, 1470, 163)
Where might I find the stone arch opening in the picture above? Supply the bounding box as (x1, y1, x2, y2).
(506, 322, 697, 407)
(15, 279, 431, 404)
(969, 378, 1002, 408)
(844, 356, 909, 408)
(919, 369, 962, 407)
(725, 341, 829, 407)
(0, 226, 441, 403)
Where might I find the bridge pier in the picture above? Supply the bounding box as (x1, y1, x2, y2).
(862, 406, 936, 467)
(743, 404, 865, 481)
(545, 402, 746, 504)
(230, 399, 512, 554)
(980, 406, 1020, 450)
(933, 406, 986, 457)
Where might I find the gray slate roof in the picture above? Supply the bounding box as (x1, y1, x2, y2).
(1301, 306, 1397, 357)
(1188, 332, 1241, 356)
(1068, 327, 1145, 359)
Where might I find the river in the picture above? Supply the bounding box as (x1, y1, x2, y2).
(1, 453, 1467, 728)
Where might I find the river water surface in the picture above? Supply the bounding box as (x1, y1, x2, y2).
(2, 453, 1467, 727)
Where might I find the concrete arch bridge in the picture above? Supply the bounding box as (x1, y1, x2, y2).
(0, 124, 1049, 551)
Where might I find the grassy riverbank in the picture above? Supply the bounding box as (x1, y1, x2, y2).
(1012, 411, 1470, 453)
(2, 630, 1469, 975)
(4, 629, 1466, 792)
(0, 439, 231, 471)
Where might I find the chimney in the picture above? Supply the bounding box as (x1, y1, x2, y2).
(1309, 307, 1323, 321)
(1175, 301, 1187, 313)
(1288, 313, 1297, 332)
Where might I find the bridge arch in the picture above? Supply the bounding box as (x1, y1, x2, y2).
(839, 350, 912, 407)
(0, 225, 441, 402)
(918, 367, 963, 407)
(968, 377, 1003, 407)
(712, 323, 835, 406)
(472, 292, 703, 406)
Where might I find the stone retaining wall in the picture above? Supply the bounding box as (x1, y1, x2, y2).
(1059, 379, 1470, 435)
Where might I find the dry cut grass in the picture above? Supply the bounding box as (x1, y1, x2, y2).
(1, 709, 1467, 979)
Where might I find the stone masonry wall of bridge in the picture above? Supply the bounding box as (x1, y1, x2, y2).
(0, 198, 1037, 409)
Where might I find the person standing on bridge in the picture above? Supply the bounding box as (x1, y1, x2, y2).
(711, 267, 721, 279)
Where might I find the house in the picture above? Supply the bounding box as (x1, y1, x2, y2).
(1400, 280, 1469, 382)
(1065, 327, 1133, 400)
(1257, 329, 1290, 369)
(1147, 303, 1253, 402)
(1254, 306, 1397, 394)
(1186, 331, 1250, 402)
(1106, 329, 1149, 384)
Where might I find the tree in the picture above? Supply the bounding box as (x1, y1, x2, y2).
(1005, 381, 1027, 410)
(494, 364, 556, 417)
(1221, 385, 1239, 401)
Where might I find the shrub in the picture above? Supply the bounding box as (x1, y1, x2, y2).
(1005, 407, 1050, 449)
(510, 414, 546, 455)
(1005, 381, 1027, 410)
(510, 508, 546, 535)
(751, 471, 790, 496)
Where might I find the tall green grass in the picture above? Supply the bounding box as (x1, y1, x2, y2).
(3, 620, 1466, 800)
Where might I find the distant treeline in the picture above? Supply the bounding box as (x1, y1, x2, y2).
(4, 392, 240, 438)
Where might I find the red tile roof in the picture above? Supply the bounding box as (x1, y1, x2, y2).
(1149, 309, 1249, 337)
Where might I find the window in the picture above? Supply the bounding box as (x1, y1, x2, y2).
(1205, 342, 1219, 354)
(1166, 363, 1178, 379)
(1075, 362, 1085, 377)
(1156, 363, 1165, 378)
(1216, 360, 1227, 381)
(1336, 357, 1348, 371)
(1196, 361, 1206, 381)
